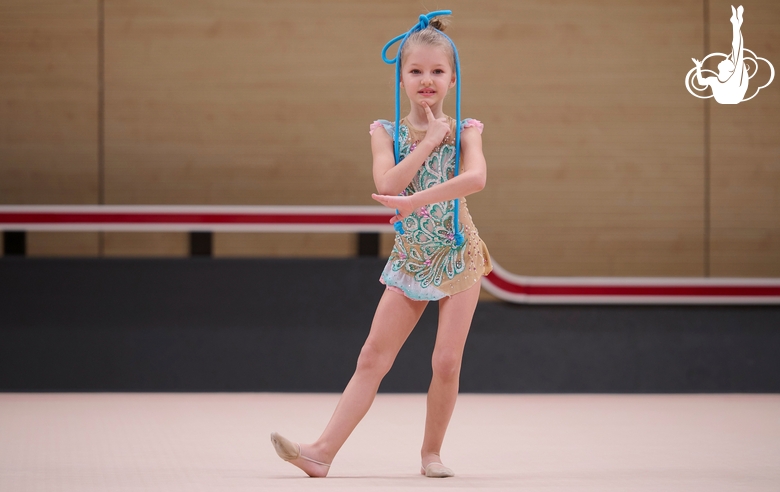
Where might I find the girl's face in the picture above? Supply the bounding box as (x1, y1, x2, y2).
(400, 44, 456, 109)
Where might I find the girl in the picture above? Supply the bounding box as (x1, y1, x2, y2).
(271, 11, 492, 479)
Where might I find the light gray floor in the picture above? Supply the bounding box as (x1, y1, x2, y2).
(1, 393, 778, 491)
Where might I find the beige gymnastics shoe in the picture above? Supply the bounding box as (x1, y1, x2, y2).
(421, 461, 455, 478)
(270, 432, 331, 477)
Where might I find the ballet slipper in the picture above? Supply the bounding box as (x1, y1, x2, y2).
(270, 432, 331, 476)
(420, 461, 455, 478)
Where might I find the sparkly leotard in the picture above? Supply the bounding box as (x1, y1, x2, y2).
(369, 116, 493, 301)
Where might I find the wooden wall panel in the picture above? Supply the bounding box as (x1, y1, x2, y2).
(103, 0, 385, 206)
(102, 0, 709, 273)
(2, 1, 778, 277)
(0, 0, 98, 205)
(103, 231, 188, 257)
(214, 233, 355, 258)
(459, 1, 706, 276)
(102, 0, 395, 256)
(26, 232, 99, 257)
(709, 0, 780, 276)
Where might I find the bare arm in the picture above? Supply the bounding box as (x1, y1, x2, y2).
(371, 125, 487, 220)
(404, 125, 486, 207)
(371, 129, 437, 196)
(372, 102, 453, 196)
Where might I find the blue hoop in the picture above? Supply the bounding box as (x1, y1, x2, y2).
(380, 10, 465, 246)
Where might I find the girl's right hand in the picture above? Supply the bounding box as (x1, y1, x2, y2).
(421, 101, 450, 147)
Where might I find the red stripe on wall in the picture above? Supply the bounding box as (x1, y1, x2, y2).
(0, 212, 390, 226)
(485, 271, 780, 297)
(3, 205, 779, 303)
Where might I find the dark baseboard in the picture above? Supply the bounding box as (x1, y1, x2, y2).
(1, 258, 778, 392)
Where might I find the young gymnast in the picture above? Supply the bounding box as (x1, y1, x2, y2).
(271, 10, 492, 478)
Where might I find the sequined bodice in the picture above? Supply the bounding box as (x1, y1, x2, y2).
(371, 116, 492, 301)
(396, 119, 457, 199)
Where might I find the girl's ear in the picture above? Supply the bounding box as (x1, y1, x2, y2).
(449, 74, 456, 88)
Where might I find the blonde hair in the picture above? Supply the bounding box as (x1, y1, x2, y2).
(400, 16, 455, 70)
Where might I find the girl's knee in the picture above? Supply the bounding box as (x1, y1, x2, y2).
(356, 342, 394, 377)
(431, 350, 462, 381)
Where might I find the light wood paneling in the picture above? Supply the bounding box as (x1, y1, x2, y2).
(0, 0, 98, 205)
(3, 1, 778, 277)
(709, 0, 780, 276)
(26, 232, 100, 257)
(460, 1, 706, 276)
(102, 0, 709, 274)
(103, 231, 188, 257)
(214, 232, 355, 258)
(103, 0, 386, 207)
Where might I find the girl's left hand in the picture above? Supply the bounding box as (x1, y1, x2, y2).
(371, 193, 416, 224)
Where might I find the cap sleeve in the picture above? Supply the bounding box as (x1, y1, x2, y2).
(460, 118, 484, 134)
(369, 119, 395, 137)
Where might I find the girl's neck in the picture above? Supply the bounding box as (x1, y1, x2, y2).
(404, 103, 448, 130)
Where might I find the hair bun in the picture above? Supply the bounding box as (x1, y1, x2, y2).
(428, 16, 450, 32)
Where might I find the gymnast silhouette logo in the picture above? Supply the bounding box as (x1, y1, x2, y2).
(685, 5, 774, 104)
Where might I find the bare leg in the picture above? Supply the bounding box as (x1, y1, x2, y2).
(278, 288, 428, 477)
(420, 281, 481, 470)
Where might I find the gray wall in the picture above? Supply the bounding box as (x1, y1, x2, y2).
(1, 258, 778, 392)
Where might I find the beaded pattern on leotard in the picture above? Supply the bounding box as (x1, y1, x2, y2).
(370, 117, 492, 301)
